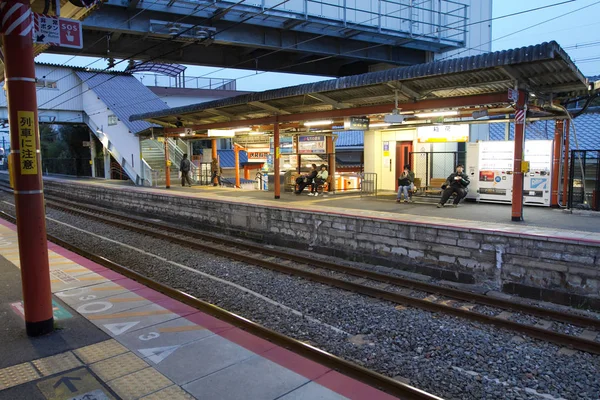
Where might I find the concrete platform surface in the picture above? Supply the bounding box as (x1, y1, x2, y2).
(0, 218, 400, 400)
(39, 175, 600, 240)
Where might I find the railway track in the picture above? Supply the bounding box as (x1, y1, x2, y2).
(0, 208, 443, 400)
(17, 189, 598, 356)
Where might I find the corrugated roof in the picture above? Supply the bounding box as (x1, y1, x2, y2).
(489, 111, 600, 150)
(218, 149, 249, 168)
(131, 41, 590, 127)
(336, 131, 365, 147)
(76, 71, 169, 134)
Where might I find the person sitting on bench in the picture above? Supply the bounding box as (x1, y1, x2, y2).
(396, 164, 415, 203)
(437, 164, 470, 208)
(309, 164, 329, 196)
(295, 164, 318, 195)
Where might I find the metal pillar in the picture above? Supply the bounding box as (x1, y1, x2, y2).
(244, 165, 249, 180)
(326, 136, 335, 192)
(511, 89, 527, 221)
(551, 120, 564, 207)
(164, 138, 171, 188)
(274, 117, 280, 199)
(234, 144, 241, 188)
(2, 0, 54, 336)
(103, 148, 110, 179)
(562, 119, 570, 206)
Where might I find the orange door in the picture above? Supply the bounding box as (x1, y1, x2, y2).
(395, 141, 413, 190)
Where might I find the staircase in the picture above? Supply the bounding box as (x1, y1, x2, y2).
(141, 138, 198, 186)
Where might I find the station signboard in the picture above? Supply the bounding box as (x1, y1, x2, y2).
(344, 116, 370, 130)
(247, 148, 269, 162)
(417, 124, 469, 143)
(298, 135, 326, 154)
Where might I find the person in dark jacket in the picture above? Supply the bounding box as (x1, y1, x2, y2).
(396, 164, 415, 203)
(180, 154, 192, 187)
(295, 164, 318, 195)
(211, 158, 222, 186)
(437, 164, 469, 208)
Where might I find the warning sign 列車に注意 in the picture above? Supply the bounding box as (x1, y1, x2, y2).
(17, 111, 37, 175)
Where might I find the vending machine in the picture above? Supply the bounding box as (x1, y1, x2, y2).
(468, 141, 515, 203)
(523, 140, 553, 206)
(466, 140, 553, 206)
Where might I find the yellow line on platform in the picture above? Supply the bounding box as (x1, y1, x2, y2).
(92, 286, 125, 291)
(158, 325, 206, 333)
(88, 310, 172, 320)
(109, 297, 146, 303)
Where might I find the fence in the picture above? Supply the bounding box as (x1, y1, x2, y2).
(568, 150, 600, 211)
(192, 162, 213, 185)
(411, 151, 465, 188)
(360, 173, 377, 197)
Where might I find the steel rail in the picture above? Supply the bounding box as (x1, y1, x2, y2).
(42, 199, 600, 355)
(0, 210, 442, 400)
(43, 195, 600, 331)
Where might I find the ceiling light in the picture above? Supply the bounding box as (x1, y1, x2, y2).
(179, 133, 186, 137)
(369, 123, 391, 128)
(249, 131, 266, 135)
(415, 111, 459, 118)
(207, 129, 235, 137)
(232, 127, 252, 133)
(304, 120, 333, 127)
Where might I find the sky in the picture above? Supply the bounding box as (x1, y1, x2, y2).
(34, 0, 600, 92)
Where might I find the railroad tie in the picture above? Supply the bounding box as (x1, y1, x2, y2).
(579, 330, 598, 341)
(495, 311, 513, 320)
(535, 320, 553, 330)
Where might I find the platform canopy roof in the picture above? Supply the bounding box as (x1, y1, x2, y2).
(0, 0, 99, 81)
(131, 41, 598, 132)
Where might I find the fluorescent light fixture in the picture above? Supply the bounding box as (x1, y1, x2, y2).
(179, 133, 186, 137)
(369, 123, 391, 128)
(304, 120, 333, 127)
(249, 131, 266, 135)
(232, 127, 252, 133)
(415, 110, 459, 118)
(208, 129, 235, 137)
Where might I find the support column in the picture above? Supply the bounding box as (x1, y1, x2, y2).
(164, 137, 171, 189)
(244, 165, 249, 180)
(562, 119, 570, 206)
(274, 117, 280, 199)
(2, 0, 53, 336)
(89, 131, 96, 178)
(511, 89, 527, 222)
(326, 136, 336, 192)
(103, 148, 110, 179)
(551, 120, 564, 207)
(212, 139, 217, 185)
(234, 144, 240, 188)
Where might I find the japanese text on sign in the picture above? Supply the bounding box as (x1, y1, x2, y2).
(298, 135, 326, 154)
(34, 14, 83, 49)
(18, 111, 38, 175)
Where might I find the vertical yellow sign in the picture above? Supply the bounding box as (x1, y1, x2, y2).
(17, 111, 37, 175)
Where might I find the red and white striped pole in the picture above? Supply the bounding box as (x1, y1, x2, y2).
(1, 0, 54, 336)
(511, 89, 528, 222)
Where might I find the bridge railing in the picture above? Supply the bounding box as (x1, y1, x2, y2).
(135, 74, 237, 91)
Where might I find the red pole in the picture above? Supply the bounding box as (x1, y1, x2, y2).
(2, 0, 54, 336)
(562, 119, 570, 205)
(234, 144, 240, 188)
(164, 138, 170, 188)
(511, 89, 527, 222)
(274, 117, 281, 199)
(551, 119, 564, 207)
(211, 139, 217, 185)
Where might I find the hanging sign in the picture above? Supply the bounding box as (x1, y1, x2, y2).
(33, 14, 83, 49)
(417, 124, 469, 143)
(248, 148, 269, 162)
(298, 135, 326, 154)
(17, 111, 37, 175)
(344, 117, 370, 130)
(508, 88, 519, 103)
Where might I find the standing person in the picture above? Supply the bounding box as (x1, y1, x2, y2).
(180, 153, 192, 187)
(396, 164, 415, 203)
(295, 164, 318, 195)
(309, 164, 329, 196)
(437, 164, 470, 208)
(211, 158, 222, 186)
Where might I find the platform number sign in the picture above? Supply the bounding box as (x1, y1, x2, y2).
(17, 111, 37, 175)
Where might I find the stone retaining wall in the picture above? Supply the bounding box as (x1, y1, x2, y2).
(40, 179, 600, 309)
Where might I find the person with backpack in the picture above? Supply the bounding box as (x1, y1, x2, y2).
(180, 153, 192, 187)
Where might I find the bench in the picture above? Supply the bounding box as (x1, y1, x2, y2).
(316, 175, 332, 194)
(424, 178, 447, 196)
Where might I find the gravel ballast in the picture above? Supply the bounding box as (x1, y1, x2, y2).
(1, 196, 598, 400)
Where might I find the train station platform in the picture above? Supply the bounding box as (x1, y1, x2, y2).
(2, 173, 600, 311)
(0, 218, 399, 400)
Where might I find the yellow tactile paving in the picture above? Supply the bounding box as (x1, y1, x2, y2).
(140, 385, 195, 400)
(32, 351, 83, 377)
(87, 309, 172, 320)
(108, 367, 173, 400)
(0, 362, 40, 390)
(74, 340, 129, 364)
(90, 352, 149, 382)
